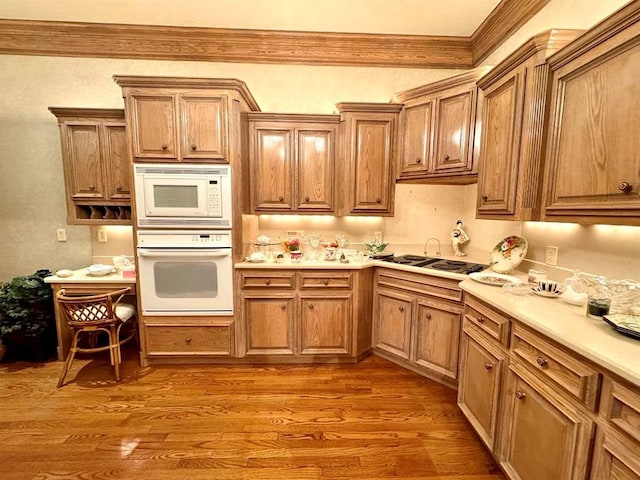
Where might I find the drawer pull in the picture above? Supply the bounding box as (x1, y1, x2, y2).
(482, 194, 489, 201)
(89, 185, 95, 191)
(280, 304, 286, 310)
(476, 316, 485, 323)
(618, 182, 633, 193)
(376, 197, 382, 203)
(484, 362, 494, 370)
(185, 337, 192, 344)
(399, 306, 404, 312)
(425, 312, 432, 320)
(190, 143, 197, 151)
(416, 158, 422, 164)
(116, 185, 123, 192)
(536, 357, 548, 368)
(161, 144, 168, 150)
(323, 279, 329, 285)
(265, 279, 271, 285)
(443, 154, 450, 161)
(278, 196, 284, 202)
(515, 391, 526, 400)
(308, 304, 314, 309)
(304, 196, 310, 202)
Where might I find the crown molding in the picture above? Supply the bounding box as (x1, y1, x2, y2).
(0, 2, 550, 70)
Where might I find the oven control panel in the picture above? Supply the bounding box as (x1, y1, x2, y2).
(137, 230, 232, 248)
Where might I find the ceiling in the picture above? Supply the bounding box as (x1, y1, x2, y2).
(0, 0, 502, 36)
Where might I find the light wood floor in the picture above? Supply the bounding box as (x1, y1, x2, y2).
(0, 349, 505, 480)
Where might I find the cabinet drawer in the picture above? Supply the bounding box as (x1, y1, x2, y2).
(511, 324, 601, 411)
(377, 268, 462, 303)
(300, 272, 352, 289)
(464, 295, 510, 347)
(145, 324, 232, 356)
(241, 272, 295, 289)
(600, 377, 640, 443)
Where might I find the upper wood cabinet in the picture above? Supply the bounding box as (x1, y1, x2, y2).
(247, 113, 338, 214)
(392, 68, 490, 184)
(541, 2, 640, 225)
(336, 102, 402, 216)
(49, 107, 132, 225)
(475, 30, 582, 221)
(114, 76, 260, 164)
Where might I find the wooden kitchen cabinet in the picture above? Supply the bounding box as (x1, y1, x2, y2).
(336, 102, 402, 216)
(393, 68, 489, 184)
(372, 268, 463, 386)
(475, 30, 581, 221)
(49, 107, 132, 225)
(247, 113, 338, 213)
(542, 3, 640, 225)
(237, 268, 372, 361)
(114, 76, 260, 165)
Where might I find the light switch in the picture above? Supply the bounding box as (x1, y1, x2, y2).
(56, 228, 67, 242)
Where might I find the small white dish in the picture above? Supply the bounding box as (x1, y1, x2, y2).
(469, 272, 523, 286)
(532, 287, 561, 298)
(86, 264, 116, 276)
(55, 269, 73, 278)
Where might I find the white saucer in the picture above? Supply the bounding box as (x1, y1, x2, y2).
(532, 287, 561, 298)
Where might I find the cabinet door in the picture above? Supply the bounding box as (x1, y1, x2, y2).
(180, 95, 228, 162)
(398, 102, 432, 177)
(591, 426, 640, 480)
(432, 89, 474, 173)
(130, 94, 178, 160)
(299, 295, 351, 355)
(499, 363, 594, 480)
(102, 123, 130, 200)
(457, 327, 506, 452)
(64, 122, 105, 200)
(412, 300, 462, 380)
(244, 296, 295, 355)
(543, 35, 640, 222)
(477, 67, 526, 216)
(373, 290, 413, 360)
(348, 116, 395, 213)
(251, 128, 294, 211)
(296, 127, 335, 212)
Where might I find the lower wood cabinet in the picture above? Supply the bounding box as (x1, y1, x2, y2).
(591, 426, 640, 480)
(373, 268, 463, 385)
(238, 268, 372, 361)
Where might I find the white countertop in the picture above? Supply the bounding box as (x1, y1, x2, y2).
(235, 259, 375, 270)
(460, 279, 640, 387)
(44, 268, 136, 284)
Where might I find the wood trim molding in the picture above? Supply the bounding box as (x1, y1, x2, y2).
(245, 112, 340, 123)
(391, 66, 492, 102)
(0, 18, 472, 69)
(471, 0, 552, 66)
(48, 107, 124, 121)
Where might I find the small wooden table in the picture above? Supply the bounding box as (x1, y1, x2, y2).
(44, 269, 137, 361)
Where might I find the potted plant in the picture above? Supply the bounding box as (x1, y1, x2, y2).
(0, 271, 56, 362)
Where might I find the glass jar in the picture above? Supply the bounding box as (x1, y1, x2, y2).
(586, 277, 612, 320)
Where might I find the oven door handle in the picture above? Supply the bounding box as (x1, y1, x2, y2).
(137, 249, 231, 258)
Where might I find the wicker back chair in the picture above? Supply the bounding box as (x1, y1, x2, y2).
(56, 287, 136, 387)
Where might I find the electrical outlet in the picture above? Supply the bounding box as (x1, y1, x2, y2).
(97, 228, 107, 243)
(56, 228, 67, 242)
(545, 245, 558, 266)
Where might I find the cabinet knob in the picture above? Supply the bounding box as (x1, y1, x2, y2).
(89, 185, 95, 191)
(482, 194, 489, 201)
(399, 306, 404, 312)
(190, 143, 197, 151)
(443, 154, 450, 161)
(484, 362, 494, 370)
(161, 144, 168, 150)
(425, 312, 432, 320)
(304, 196, 310, 202)
(536, 357, 548, 368)
(116, 185, 122, 192)
(185, 337, 192, 344)
(515, 391, 526, 400)
(280, 304, 286, 310)
(265, 279, 271, 285)
(618, 182, 633, 193)
(278, 196, 284, 202)
(415, 158, 422, 164)
(323, 279, 329, 285)
(375, 197, 382, 203)
(476, 316, 485, 323)
(308, 303, 314, 309)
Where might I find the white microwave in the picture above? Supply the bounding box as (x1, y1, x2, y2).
(134, 164, 232, 228)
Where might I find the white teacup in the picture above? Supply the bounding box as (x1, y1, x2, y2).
(539, 280, 561, 293)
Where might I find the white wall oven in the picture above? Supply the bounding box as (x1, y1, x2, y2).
(134, 163, 232, 228)
(137, 230, 233, 316)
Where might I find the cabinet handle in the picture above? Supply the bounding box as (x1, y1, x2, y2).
(415, 158, 422, 164)
(484, 362, 494, 370)
(190, 143, 197, 151)
(536, 357, 548, 368)
(265, 279, 271, 285)
(278, 196, 284, 202)
(476, 316, 485, 323)
(399, 306, 404, 312)
(89, 185, 95, 191)
(161, 144, 168, 150)
(308, 303, 314, 309)
(323, 279, 329, 285)
(375, 197, 382, 203)
(425, 312, 432, 320)
(304, 196, 310, 202)
(116, 185, 122, 192)
(618, 182, 633, 193)
(515, 391, 526, 400)
(185, 337, 192, 344)
(482, 194, 489, 201)
(443, 154, 450, 161)
(280, 304, 286, 310)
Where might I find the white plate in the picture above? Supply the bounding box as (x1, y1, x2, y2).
(489, 236, 528, 273)
(86, 264, 116, 276)
(469, 272, 523, 286)
(55, 269, 73, 278)
(532, 287, 561, 298)
(245, 258, 265, 263)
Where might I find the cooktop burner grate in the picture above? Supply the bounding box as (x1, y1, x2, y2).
(382, 255, 488, 274)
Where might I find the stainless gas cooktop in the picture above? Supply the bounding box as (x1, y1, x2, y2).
(381, 254, 488, 275)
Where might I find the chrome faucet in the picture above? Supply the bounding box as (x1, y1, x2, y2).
(424, 238, 441, 257)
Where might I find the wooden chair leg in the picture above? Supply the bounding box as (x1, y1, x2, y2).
(57, 331, 79, 388)
(110, 325, 120, 382)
